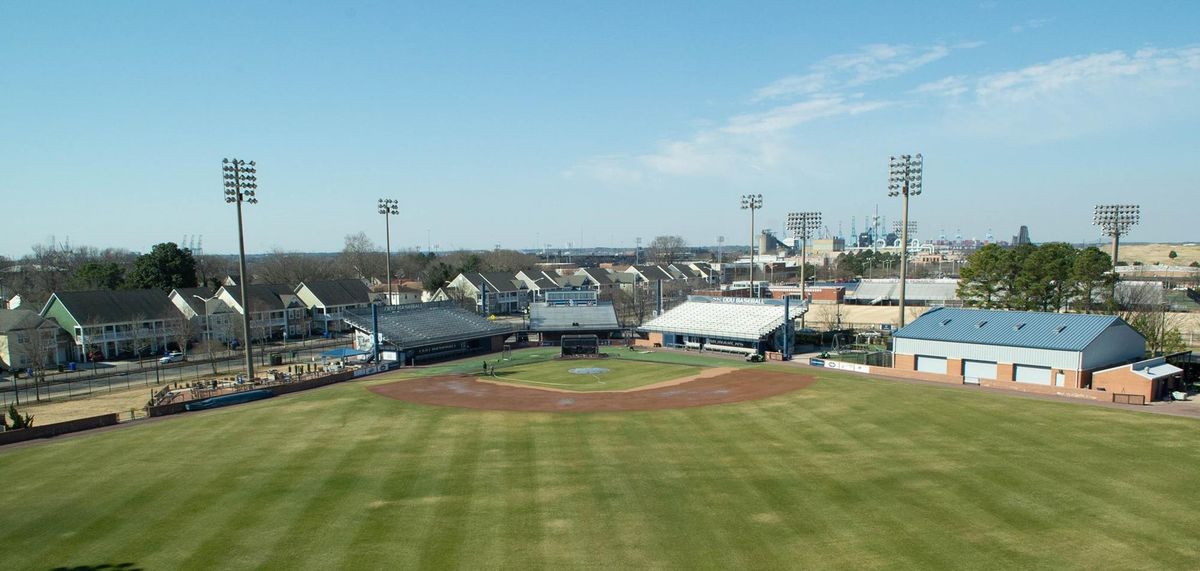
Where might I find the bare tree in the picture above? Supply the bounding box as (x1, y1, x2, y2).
(255, 250, 341, 285)
(812, 303, 842, 332)
(14, 323, 58, 402)
(648, 236, 688, 265)
(127, 314, 154, 367)
(483, 250, 541, 273)
(339, 233, 384, 282)
(170, 312, 199, 357)
(1113, 282, 1187, 356)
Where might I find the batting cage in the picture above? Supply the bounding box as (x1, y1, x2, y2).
(560, 334, 601, 357)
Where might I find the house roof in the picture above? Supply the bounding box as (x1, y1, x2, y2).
(632, 265, 675, 281)
(170, 287, 218, 315)
(460, 272, 525, 293)
(47, 289, 177, 324)
(529, 303, 620, 332)
(298, 279, 371, 307)
(0, 309, 50, 332)
(220, 284, 297, 313)
(579, 267, 615, 286)
(893, 307, 1137, 352)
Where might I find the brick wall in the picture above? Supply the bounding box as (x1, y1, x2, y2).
(1091, 367, 1152, 403)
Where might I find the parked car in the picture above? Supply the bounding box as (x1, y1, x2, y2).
(159, 351, 185, 364)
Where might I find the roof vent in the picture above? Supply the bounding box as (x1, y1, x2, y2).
(939, 319, 951, 326)
(1013, 323, 1026, 331)
(1055, 324, 1067, 333)
(976, 320, 987, 328)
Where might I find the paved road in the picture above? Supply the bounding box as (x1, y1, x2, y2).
(1, 339, 351, 407)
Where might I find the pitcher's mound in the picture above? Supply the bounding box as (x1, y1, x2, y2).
(369, 369, 814, 412)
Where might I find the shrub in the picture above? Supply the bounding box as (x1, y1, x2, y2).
(7, 404, 34, 430)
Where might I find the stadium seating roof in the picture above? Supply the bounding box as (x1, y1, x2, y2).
(640, 297, 807, 341)
(343, 302, 513, 349)
(529, 303, 620, 332)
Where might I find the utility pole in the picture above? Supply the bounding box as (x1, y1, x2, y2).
(223, 158, 258, 381)
(888, 154, 922, 329)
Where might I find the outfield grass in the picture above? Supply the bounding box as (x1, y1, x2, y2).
(490, 356, 703, 391)
(1, 353, 1198, 569)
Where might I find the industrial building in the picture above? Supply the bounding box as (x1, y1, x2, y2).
(890, 307, 1182, 402)
(639, 296, 807, 357)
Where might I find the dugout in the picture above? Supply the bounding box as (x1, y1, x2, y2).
(343, 302, 514, 365)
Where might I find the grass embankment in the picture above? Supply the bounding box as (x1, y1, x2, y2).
(1, 351, 1197, 569)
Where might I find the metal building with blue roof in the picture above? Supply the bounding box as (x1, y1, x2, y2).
(891, 307, 1145, 389)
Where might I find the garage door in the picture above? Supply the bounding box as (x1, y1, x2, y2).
(1014, 365, 1052, 385)
(915, 355, 948, 374)
(962, 360, 997, 383)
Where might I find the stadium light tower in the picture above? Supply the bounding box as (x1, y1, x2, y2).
(888, 153, 922, 328)
(787, 211, 821, 329)
(741, 194, 764, 297)
(378, 198, 399, 305)
(223, 158, 258, 382)
(1093, 204, 1140, 270)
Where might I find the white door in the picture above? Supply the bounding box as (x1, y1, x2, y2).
(1055, 372, 1066, 387)
(962, 360, 997, 384)
(915, 355, 948, 374)
(1014, 365, 1052, 386)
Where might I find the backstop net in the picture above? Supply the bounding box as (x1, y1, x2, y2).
(561, 334, 600, 357)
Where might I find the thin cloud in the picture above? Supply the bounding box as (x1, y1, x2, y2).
(752, 43, 966, 102)
(1011, 17, 1053, 33)
(974, 46, 1200, 104)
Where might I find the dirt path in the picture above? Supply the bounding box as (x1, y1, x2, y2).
(475, 366, 738, 394)
(369, 369, 814, 412)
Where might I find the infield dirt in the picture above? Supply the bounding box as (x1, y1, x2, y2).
(369, 368, 814, 412)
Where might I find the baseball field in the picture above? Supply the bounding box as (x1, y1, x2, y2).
(1, 348, 1197, 569)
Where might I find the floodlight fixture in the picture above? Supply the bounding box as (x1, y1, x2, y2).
(222, 157, 258, 382)
(887, 153, 923, 328)
(379, 198, 400, 304)
(1093, 204, 1140, 269)
(741, 194, 764, 296)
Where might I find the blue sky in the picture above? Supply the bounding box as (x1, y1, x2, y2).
(2, 1, 1197, 257)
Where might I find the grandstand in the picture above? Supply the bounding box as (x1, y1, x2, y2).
(639, 296, 807, 356)
(343, 302, 514, 365)
(845, 279, 960, 306)
(529, 302, 621, 342)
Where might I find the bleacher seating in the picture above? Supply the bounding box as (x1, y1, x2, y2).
(343, 303, 512, 349)
(640, 299, 806, 342)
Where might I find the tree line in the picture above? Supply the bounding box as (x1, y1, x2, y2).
(957, 243, 1186, 355)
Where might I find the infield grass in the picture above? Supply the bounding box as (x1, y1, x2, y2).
(1, 349, 1198, 569)
(489, 355, 703, 391)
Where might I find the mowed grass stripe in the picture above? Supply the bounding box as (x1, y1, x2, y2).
(167, 395, 364, 568)
(10, 406, 276, 567)
(252, 398, 403, 569)
(3, 358, 1200, 568)
(337, 400, 451, 569)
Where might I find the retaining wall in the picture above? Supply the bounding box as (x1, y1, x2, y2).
(0, 414, 120, 446)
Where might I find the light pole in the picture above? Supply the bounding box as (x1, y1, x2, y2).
(635, 237, 642, 265)
(717, 235, 725, 285)
(888, 153, 922, 328)
(1093, 204, 1140, 270)
(223, 158, 258, 382)
(378, 198, 399, 305)
(741, 194, 763, 297)
(787, 211, 821, 327)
